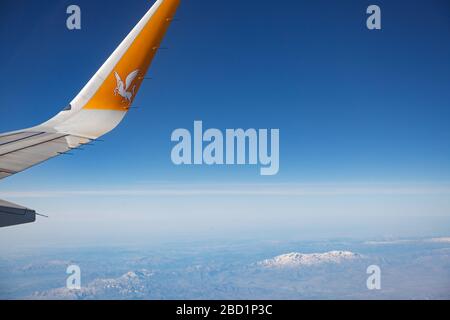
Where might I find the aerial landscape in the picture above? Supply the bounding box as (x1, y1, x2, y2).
(1, 0, 450, 304)
(1, 236, 449, 299)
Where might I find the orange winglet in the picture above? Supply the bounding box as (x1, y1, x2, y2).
(83, 0, 180, 111)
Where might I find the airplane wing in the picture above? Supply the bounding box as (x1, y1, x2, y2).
(0, 131, 90, 180)
(0, 0, 180, 227)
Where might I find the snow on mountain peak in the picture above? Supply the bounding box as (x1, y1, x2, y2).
(258, 251, 360, 268)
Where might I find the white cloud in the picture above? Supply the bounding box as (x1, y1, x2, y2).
(365, 237, 450, 245)
(2, 183, 450, 199)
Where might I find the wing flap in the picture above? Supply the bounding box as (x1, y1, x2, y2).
(0, 199, 36, 228)
(0, 133, 88, 179)
(0, 171, 13, 179)
(0, 131, 45, 146)
(0, 132, 67, 156)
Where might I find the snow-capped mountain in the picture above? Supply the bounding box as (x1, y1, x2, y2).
(258, 251, 360, 268)
(29, 269, 153, 300)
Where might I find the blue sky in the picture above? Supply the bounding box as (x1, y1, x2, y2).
(0, 0, 450, 245)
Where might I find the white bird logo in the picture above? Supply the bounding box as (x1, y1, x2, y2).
(114, 69, 140, 103)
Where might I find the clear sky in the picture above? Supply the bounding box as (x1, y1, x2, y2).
(0, 0, 450, 246)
